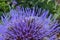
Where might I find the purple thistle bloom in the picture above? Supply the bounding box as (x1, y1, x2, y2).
(0, 6, 60, 40)
(12, 0, 17, 6)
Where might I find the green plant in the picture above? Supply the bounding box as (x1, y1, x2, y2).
(0, 0, 10, 16)
(16, 0, 57, 14)
(53, 4, 60, 21)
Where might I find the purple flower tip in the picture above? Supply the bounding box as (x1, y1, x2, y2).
(12, 0, 17, 5)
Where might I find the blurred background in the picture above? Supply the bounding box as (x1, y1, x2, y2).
(0, 0, 60, 20)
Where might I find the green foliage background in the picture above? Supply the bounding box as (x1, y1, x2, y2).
(0, 0, 10, 16)
(17, 0, 56, 14)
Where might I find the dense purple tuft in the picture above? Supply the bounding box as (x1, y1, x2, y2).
(0, 6, 60, 40)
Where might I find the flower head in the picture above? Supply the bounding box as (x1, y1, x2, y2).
(12, 0, 17, 6)
(0, 6, 60, 40)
